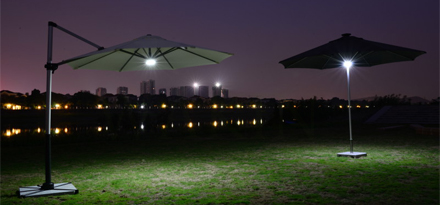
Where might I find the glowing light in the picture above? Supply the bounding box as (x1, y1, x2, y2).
(37, 127, 41, 133)
(37, 105, 42, 110)
(64, 128, 68, 133)
(161, 104, 167, 109)
(187, 104, 193, 109)
(193, 83, 199, 87)
(237, 120, 241, 126)
(5, 104, 12, 109)
(145, 58, 156, 66)
(140, 124, 144, 130)
(55, 104, 61, 109)
(140, 105, 145, 109)
(343, 61, 353, 69)
(356, 105, 361, 108)
(162, 125, 166, 129)
(213, 121, 218, 127)
(236, 104, 241, 108)
(253, 119, 257, 125)
(54, 128, 61, 134)
(339, 105, 343, 109)
(251, 104, 257, 108)
(97, 126, 102, 132)
(212, 104, 218, 109)
(282, 105, 285, 108)
(5, 129, 12, 137)
(188, 122, 193, 128)
(215, 82, 221, 87)
(97, 104, 103, 109)
(64, 105, 69, 109)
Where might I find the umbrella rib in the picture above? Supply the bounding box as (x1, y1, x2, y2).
(152, 48, 161, 58)
(178, 48, 219, 64)
(142, 48, 149, 58)
(71, 51, 117, 69)
(119, 48, 140, 72)
(158, 49, 174, 69)
(157, 47, 179, 57)
(119, 49, 146, 59)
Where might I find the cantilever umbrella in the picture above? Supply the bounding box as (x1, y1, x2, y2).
(279, 33, 426, 158)
(18, 22, 232, 198)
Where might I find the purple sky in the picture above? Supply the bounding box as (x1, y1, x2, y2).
(2, 0, 438, 100)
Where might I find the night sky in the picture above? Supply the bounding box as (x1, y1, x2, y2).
(2, 0, 438, 100)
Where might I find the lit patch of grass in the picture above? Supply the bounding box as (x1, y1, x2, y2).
(1, 125, 438, 204)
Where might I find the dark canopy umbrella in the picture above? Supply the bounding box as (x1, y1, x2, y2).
(280, 33, 426, 69)
(279, 33, 426, 157)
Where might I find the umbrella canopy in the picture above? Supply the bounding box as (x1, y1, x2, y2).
(279, 33, 426, 69)
(62, 34, 233, 71)
(278, 33, 426, 157)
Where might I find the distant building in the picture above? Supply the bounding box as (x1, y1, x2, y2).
(159, 88, 167, 95)
(180, 86, 194, 98)
(212, 84, 222, 97)
(198, 86, 209, 98)
(116, 86, 128, 95)
(140, 80, 155, 95)
(169, 87, 179, 96)
(96, 87, 107, 97)
(221, 89, 229, 98)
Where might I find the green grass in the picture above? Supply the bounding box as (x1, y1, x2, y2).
(1, 124, 439, 204)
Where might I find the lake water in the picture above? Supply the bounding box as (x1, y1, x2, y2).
(2, 118, 269, 138)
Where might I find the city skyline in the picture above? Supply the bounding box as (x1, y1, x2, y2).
(1, 1, 438, 100)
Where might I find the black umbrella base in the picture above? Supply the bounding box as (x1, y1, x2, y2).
(337, 151, 367, 158)
(18, 182, 78, 198)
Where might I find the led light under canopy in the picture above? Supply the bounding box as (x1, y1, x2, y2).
(343, 61, 353, 69)
(145, 58, 156, 66)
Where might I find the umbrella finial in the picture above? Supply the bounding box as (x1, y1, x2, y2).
(342, 33, 351, 37)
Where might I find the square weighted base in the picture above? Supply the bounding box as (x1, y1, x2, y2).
(18, 182, 78, 198)
(337, 151, 367, 158)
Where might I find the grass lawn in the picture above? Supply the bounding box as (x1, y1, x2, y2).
(1, 123, 439, 204)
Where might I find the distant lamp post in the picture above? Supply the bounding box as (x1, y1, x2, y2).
(193, 83, 199, 96)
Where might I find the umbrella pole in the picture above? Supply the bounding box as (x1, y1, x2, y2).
(18, 22, 78, 198)
(41, 24, 55, 190)
(346, 67, 353, 153)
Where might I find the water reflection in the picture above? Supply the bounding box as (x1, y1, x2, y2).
(2, 118, 267, 137)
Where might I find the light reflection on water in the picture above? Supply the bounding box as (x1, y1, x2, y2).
(2, 118, 266, 137)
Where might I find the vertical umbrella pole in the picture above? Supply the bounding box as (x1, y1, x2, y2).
(346, 67, 353, 153)
(41, 23, 55, 190)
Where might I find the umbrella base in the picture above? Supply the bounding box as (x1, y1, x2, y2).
(337, 151, 367, 158)
(18, 182, 78, 198)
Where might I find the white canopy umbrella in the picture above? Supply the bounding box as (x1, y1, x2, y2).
(62, 34, 232, 71)
(18, 22, 232, 198)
